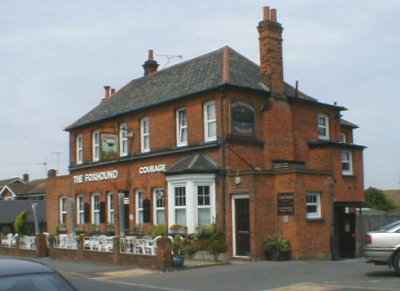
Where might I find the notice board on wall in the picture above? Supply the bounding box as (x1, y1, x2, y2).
(277, 193, 295, 216)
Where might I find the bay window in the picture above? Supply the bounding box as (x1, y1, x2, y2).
(107, 192, 115, 224)
(167, 174, 216, 233)
(136, 190, 144, 224)
(204, 101, 217, 142)
(342, 150, 353, 175)
(318, 114, 330, 140)
(176, 108, 188, 147)
(76, 135, 83, 165)
(91, 193, 101, 225)
(140, 117, 150, 153)
(92, 131, 100, 162)
(119, 123, 129, 157)
(306, 192, 321, 219)
(153, 188, 165, 225)
(76, 195, 85, 224)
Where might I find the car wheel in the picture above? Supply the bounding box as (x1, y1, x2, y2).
(393, 252, 400, 275)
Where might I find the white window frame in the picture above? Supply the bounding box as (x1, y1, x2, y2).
(140, 117, 150, 153)
(92, 130, 100, 162)
(107, 192, 115, 225)
(76, 195, 85, 224)
(59, 197, 68, 224)
(306, 192, 322, 219)
(153, 188, 166, 225)
(196, 184, 213, 225)
(204, 101, 217, 142)
(119, 123, 129, 157)
(167, 174, 216, 233)
(136, 190, 144, 224)
(91, 193, 101, 225)
(176, 108, 188, 147)
(76, 135, 84, 165)
(318, 114, 330, 140)
(342, 150, 354, 176)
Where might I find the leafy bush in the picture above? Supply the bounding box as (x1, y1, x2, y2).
(365, 187, 397, 211)
(56, 224, 67, 234)
(171, 235, 185, 256)
(195, 224, 217, 240)
(14, 211, 28, 235)
(264, 236, 291, 253)
(169, 224, 187, 234)
(207, 232, 227, 260)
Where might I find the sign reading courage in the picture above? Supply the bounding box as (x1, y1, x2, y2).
(73, 170, 119, 184)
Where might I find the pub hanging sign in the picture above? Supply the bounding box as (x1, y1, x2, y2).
(277, 193, 295, 216)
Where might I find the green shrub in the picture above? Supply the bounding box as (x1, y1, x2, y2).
(195, 224, 217, 240)
(14, 211, 28, 235)
(171, 235, 185, 256)
(151, 224, 168, 237)
(56, 224, 67, 234)
(365, 187, 397, 211)
(264, 236, 291, 253)
(208, 232, 227, 260)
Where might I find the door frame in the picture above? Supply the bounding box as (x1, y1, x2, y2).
(232, 194, 250, 258)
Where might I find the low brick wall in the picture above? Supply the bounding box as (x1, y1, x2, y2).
(0, 246, 36, 258)
(1, 235, 172, 270)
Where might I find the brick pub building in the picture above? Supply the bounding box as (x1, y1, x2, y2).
(48, 6, 366, 259)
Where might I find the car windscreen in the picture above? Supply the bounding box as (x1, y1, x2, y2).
(0, 273, 75, 291)
(378, 221, 400, 232)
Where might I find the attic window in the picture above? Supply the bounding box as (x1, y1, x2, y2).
(231, 102, 256, 136)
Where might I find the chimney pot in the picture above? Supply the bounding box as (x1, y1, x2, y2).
(143, 49, 159, 76)
(104, 86, 111, 99)
(263, 6, 270, 21)
(22, 173, 29, 183)
(111, 88, 116, 95)
(47, 169, 57, 178)
(148, 49, 154, 61)
(271, 9, 278, 22)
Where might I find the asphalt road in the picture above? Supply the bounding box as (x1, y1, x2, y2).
(59, 258, 400, 291)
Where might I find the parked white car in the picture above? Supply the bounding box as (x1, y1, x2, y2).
(364, 220, 400, 275)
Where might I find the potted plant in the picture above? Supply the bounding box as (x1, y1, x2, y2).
(264, 236, 291, 261)
(56, 224, 67, 235)
(105, 224, 115, 236)
(151, 224, 167, 237)
(171, 235, 185, 267)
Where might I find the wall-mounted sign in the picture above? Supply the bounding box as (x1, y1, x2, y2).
(277, 193, 295, 216)
(101, 133, 118, 161)
(139, 164, 166, 175)
(73, 170, 119, 184)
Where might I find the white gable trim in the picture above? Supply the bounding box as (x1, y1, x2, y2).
(0, 185, 16, 199)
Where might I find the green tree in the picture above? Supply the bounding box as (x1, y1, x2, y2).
(365, 187, 397, 211)
(14, 211, 28, 235)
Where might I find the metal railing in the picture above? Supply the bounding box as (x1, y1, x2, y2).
(83, 235, 114, 253)
(53, 234, 78, 250)
(120, 236, 158, 256)
(19, 236, 36, 250)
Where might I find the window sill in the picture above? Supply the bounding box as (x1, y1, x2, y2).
(306, 217, 324, 223)
(342, 173, 355, 177)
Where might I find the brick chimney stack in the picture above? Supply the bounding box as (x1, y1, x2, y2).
(104, 85, 111, 99)
(257, 6, 284, 96)
(22, 173, 29, 183)
(143, 49, 159, 76)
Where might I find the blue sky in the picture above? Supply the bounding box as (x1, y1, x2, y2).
(1, 0, 400, 189)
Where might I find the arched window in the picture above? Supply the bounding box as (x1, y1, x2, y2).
(231, 102, 256, 136)
(119, 123, 129, 157)
(59, 197, 68, 224)
(92, 130, 100, 162)
(76, 135, 84, 164)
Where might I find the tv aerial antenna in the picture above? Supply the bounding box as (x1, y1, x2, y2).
(156, 53, 183, 67)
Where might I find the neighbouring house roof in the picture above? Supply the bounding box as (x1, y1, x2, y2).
(0, 178, 22, 188)
(340, 119, 359, 129)
(66, 46, 319, 131)
(166, 153, 219, 175)
(0, 200, 46, 224)
(0, 178, 47, 200)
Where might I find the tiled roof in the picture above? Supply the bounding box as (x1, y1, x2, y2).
(0, 178, 21, 188)
(0, 200, 46, 223)
(66, 46, 318, 130)
(340, 119, 359, 128)
(166, 153, 218, 175)
(0, 178, 47, 197)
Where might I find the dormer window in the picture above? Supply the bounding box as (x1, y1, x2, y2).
(76, 135, 84, 165)
(92, 130, 100, 162)
(318, 114, 330, 140)
(119, 123, 129, 157)
(231, 102, 256, 136)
